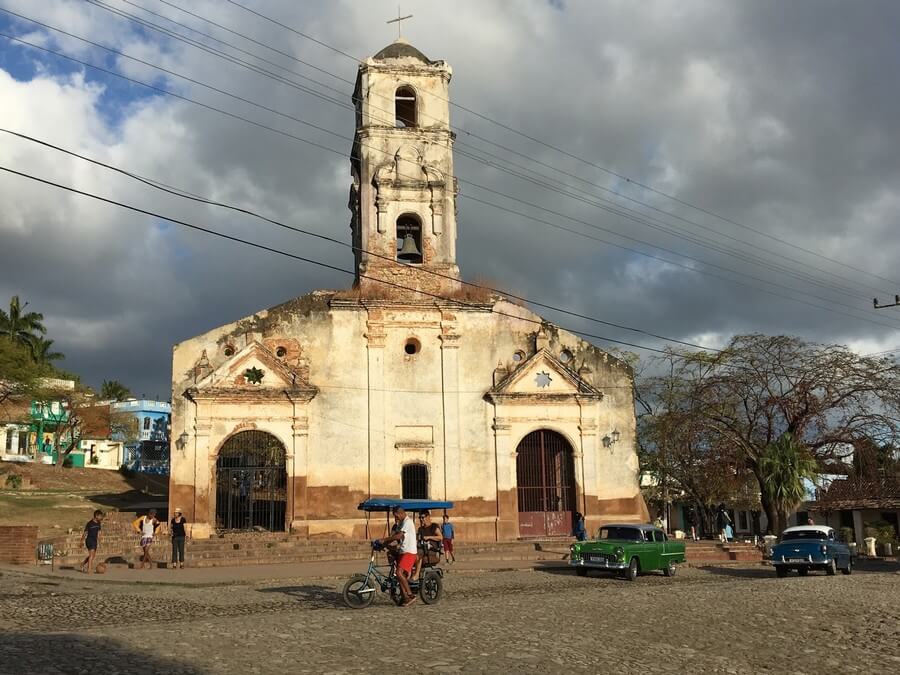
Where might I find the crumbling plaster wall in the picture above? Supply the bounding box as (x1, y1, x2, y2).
(170, 293, 645, 540)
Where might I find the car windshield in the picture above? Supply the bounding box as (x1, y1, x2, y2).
(781, 530, 826, 541)
(598, 527, 643, 541)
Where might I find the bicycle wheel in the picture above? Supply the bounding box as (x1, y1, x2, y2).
(420, 571, 443, 605)
(342, 574, 375, 609)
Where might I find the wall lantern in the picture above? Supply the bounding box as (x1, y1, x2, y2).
(602, 429, 621, 449)
(176, 431, 190, 451)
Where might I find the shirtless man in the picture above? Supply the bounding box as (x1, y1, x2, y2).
(376, 506, 418, 607)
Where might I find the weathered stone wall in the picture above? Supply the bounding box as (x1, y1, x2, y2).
(170, 293, 646, 540)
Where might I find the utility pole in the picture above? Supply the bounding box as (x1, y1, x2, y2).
(874, 295, 900, 309)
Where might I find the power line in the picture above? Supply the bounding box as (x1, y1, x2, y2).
(218, 0, 900, 290)
(0, 162, 707, 358)
(0, 127, 722, 353)
(88, 0, 895, 301)
(3, 30, 899, 333)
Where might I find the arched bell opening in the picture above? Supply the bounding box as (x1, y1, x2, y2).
(215, 430, 287, 532)
(395, 85, 417, 128)
(515, 429, 576, 537)
(396, 213, 423, 264)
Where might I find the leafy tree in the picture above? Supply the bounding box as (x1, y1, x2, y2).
(0, 339, 50, 406)
(637, 353, 758, 534)
(656, 335, 900, 533)
(0, 295, 47, 352)
(101, 380, 132, 401)
(758, 433, 818, 534)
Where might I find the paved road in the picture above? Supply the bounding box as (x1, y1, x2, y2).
(1, 562, 898, 674)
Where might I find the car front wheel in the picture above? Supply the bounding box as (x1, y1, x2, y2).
(775, 566, 788, 578)
(624, 557, 639, 582)
(575, 567, 588, 577)
(663, 561, 676, 577)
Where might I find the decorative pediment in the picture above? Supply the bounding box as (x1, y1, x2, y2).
(486, 349, 601, 403)
(374, 145, 445, 189)
(187, 341, 317, 403)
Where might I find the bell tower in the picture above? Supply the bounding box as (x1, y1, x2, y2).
(349, 39, 460, 297)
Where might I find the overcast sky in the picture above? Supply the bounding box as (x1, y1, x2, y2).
(2, 0, 900, 397)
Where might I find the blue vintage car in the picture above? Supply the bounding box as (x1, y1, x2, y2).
(771, 525, 852, 577)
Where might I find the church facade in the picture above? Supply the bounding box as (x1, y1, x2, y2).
(169, 40, 648, 540)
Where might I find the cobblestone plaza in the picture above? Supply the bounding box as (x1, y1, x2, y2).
(1, 562, 898, 674)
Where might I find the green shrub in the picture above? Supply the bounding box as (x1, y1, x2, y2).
(839, 526, 855, 544)
(4, 474, 22, 489)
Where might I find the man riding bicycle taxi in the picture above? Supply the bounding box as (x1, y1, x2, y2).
(375, 506, 418, 607)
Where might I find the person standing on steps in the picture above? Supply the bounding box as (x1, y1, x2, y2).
(170, 507, 189, 569)
(80, 509, 104, 573)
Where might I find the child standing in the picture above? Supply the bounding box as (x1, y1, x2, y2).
(441, 514, 456, 564)
(80, 509, 104, 573)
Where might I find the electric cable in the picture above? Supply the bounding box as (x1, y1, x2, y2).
(219, 0, 900, 289)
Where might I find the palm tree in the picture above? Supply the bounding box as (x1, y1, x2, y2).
(0, 295, 47, 351)
(758, 433, 818, 535)
(31, 337, 64, 364)
(101, 379, 132, 401)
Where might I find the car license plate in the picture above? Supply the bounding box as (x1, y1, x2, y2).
(787, 557, 806, 563)
(587, 554, 609, 564)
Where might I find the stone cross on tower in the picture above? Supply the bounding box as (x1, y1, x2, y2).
(386, 6, 413, 39)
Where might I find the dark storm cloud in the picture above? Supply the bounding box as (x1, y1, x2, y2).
(1, 0, 899, 397)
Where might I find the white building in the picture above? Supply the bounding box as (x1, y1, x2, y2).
(169, 40, 648, 540)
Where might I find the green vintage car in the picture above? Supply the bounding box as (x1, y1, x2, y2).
(569, 524, 686, 581)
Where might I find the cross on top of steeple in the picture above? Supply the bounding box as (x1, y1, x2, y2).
(386, 5, 413, 39)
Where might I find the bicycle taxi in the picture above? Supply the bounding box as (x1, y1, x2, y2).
(342, 498, 452, 609)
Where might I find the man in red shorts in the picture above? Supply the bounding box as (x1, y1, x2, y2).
(376, 506, 418, 606)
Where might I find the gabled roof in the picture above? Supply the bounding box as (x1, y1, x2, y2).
(811, 476, 900, 510)
(188, 341, 317, 403)
(486, 348, 601, 401)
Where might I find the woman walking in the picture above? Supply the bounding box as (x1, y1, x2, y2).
(170, 507, 189, 569)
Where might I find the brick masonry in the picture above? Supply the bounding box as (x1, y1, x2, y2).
(0, 525, 38, 564)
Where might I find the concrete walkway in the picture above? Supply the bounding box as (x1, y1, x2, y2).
(2, 557, 572, 587)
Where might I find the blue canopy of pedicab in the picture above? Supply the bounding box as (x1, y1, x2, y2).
(357, 498, 454, 512)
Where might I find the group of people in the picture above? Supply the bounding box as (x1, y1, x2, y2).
(374, 507, 457, 607)
(79, 507, 191, 573)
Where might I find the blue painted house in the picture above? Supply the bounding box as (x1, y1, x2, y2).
(111, 399, 171, 475)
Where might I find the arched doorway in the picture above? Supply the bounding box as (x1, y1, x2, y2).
(516, 430, 577, 537)
(215, 430, 287, 532)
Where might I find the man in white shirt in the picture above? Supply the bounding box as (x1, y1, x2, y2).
(376, 506, 418, 606)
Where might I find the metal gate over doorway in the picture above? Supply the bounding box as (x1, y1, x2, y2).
(516, 430, 576, 537)
(215, 430, 287, 532)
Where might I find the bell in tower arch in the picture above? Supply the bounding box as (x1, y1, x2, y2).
(396, 214, 423, 264)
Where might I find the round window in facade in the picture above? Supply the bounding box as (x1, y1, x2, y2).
(559, 349, 573, 364)
(223, 345, 235, 357)
(404, 338, 421, 356)
(275, 346, 287, 359)
(513, 350, 526, 363)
